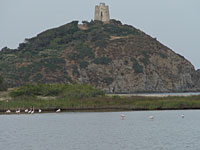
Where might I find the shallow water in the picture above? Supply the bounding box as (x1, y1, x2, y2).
(0, 110, 200, 150)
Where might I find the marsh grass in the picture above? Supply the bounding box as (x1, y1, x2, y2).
(1, 95, 200, 112)
(1, 84, 200, 112)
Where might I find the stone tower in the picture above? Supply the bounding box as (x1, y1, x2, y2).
(94, 3, 110, 23)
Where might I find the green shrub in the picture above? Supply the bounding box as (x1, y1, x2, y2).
(93, 57, 111, 65)
(140, 51, 149, 66)
(103, 23, 139, 36)
(103, 77, 114, 85)
(75, 43, 94, 59)
(10, 84, 66, 97)
(141, 50, 149, 58)
(69, 43, 94, 60)
(72, 65, 80, 76)
(159, 52, 168, 59)
(0, 75, 7, 91)
(61, 84, 105, 99)
(110, 19, 122, 25)
(140, 58, 148, 66)
(68, 53, 79, 60)
(79, 61, 89, 69)
(32, 73, 43, 82)
(9, 83, 105, 99)
(73, 31, 88, 41)
(131, 57, 143, 73)
(88, 29, 109, 42)
(94, 40, 107, 48)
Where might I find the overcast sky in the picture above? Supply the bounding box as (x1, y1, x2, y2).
(1, 0, 200, 69)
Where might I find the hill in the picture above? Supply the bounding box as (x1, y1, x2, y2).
(0, 20, 200, 93)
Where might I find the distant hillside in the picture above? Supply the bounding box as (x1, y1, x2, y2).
(0, 20, 200, 93)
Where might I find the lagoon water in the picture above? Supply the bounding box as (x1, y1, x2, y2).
(0, 110, 200, 150)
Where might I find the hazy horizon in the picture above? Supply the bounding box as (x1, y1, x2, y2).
(1, 0, 200, 69)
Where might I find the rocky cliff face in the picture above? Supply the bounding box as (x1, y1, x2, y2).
(0, 20, 200, 93)
(77, 35, 198, 93)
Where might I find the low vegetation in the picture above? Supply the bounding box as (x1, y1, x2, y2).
(69, 43, 95, 60)
(9, 84, 105, 98)
(131, 57, 143, 73)
(159, 52, 168, 59)
(140, 50, 150, 66)
(93, 57, 111, 65)
(0, 75, 7, 91)
(0, 83, 200, 112)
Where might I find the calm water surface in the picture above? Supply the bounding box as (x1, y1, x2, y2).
(0, 110, 200, 150)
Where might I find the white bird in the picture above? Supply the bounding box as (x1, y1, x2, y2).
(28, 110, 32, 114)
(56, 108, 61, 113)
(149, 115, 154, 120)
(5, 110, 11, 114)
(120, 114, 126, 120)
(16, 109, 20, 114)
(38, 109, 42, 113)
(25, 109, 28, 113)
(31, 107, 34, 114)
(181, 114, 184, 118)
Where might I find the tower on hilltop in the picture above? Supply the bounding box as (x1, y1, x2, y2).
(94, 3, 110, 23)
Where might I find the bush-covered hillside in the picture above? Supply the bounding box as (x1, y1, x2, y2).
(0, 19, 199, 93)
(0, 20, 140, 87)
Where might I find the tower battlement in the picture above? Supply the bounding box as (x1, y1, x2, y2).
(94, 3, 110, 23)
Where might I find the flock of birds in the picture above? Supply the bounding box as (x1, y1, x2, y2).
(5, 108, 61, 114)
(4, 109, 185, 119)
(120, 113, 184, 120)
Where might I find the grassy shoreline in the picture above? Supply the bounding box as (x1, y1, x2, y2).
(1, 84, 200, 114)
(1, 95, 200, 114)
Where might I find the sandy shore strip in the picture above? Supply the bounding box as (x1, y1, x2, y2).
(107, 93, 200, 97)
